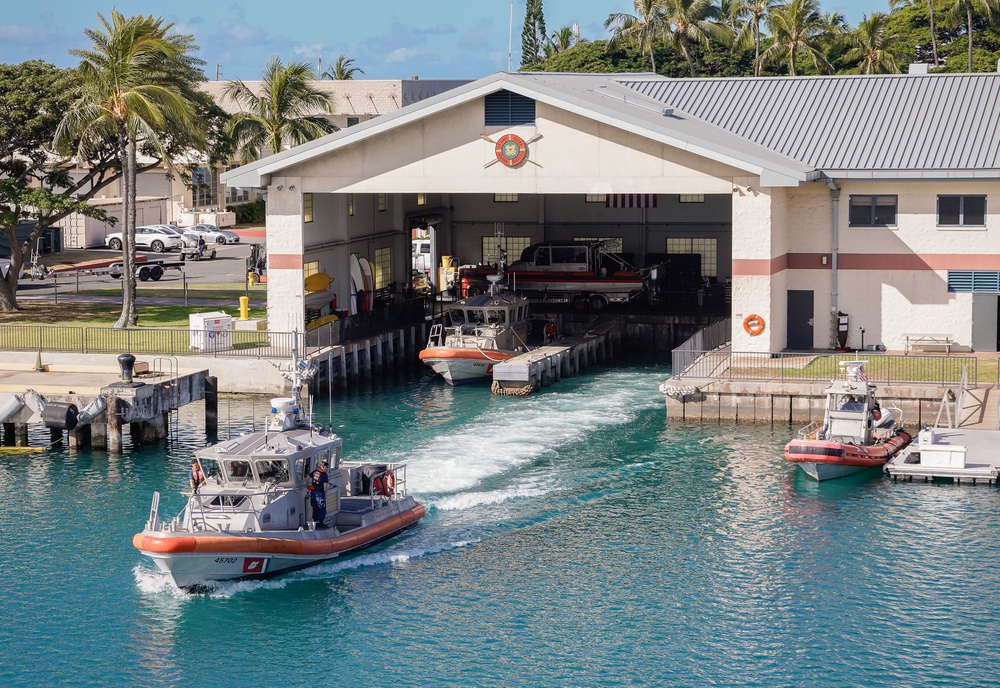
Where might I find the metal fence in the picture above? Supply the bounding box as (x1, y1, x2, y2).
(670, 317, 731, 375)
(672, 349, 979, 387)
(0, 297, 432, 359)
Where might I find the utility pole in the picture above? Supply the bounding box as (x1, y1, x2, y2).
(215, 63, 221, 80)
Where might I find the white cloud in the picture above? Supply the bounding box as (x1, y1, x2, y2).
(385, 47, 421, 64)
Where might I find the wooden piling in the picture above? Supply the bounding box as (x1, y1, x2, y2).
(205, 375, 218, 438)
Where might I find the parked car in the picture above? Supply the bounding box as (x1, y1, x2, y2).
(185, 224, 239, 244)
(105, 226, 184, 252)
(153, 225, 198, 248)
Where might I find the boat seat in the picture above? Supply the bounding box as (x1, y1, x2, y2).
(334, 497, 378, 527)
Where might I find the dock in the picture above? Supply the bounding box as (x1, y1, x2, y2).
(885, 428, 1000, 485)
(491, 318, 623, 395)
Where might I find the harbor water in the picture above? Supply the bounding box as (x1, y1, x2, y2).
(2, 360, 1000, 686)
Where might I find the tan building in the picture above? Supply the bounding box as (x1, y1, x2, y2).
(222, 71, 1000, 353)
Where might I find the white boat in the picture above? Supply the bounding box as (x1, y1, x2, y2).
(784, 361, 911, 481)
(133, 359, 424, 589)
(419, 275, 531, 385)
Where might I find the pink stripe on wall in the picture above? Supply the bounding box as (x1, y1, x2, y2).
(732, 253, 1000, 275)
(268, 254, 304, 270)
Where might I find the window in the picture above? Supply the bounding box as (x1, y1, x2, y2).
(481, 235, 531, 264)
(938, 195, 986, 226)
(666, 237, 718, 278)
(303, 193, 313, 223)
(347, 117, 359, 127)
(191, 166, 217, 208)
(417, 193, 426, 206)
(494, 193, 518, 203)
(678, 194, 705, 203)
(849, 195, 897, 227)
(377, 193, 387, 212)
(484, 90, 535, 126)
(374, 247, 391, 289)
(574, 236, 622, 253)
(347, 194, 354, 216)
(585, 194, 605, 203)
(303, 261, 320, 279)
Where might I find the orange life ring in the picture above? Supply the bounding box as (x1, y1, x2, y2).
(374, 470, 395, 497)
(743, 314, 765, 336)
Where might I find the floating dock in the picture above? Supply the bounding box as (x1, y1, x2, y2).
(491, 318, 623, 395)
(885, 427, 1000, 485)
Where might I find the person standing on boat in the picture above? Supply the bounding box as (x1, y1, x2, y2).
(308, 461, 330, 528)
(189, 460, 205, 493)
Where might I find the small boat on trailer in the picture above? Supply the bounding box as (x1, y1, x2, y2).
(785, 360, 911, 481)
(133, 357, 425, 589)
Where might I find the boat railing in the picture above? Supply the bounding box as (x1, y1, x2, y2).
(176, 486, 298, 533)
(796, 420, 823, 440)
(361, 463, 409, 510)
(145, 491, 161, 531)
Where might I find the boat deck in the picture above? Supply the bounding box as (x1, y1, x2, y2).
(885, 429, 1000, 485)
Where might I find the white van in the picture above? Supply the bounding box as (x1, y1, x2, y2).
(412, 239, 432, 274)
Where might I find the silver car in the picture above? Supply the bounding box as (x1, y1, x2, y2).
(105, 226, 184, 252)
(186, 224, 240, 244)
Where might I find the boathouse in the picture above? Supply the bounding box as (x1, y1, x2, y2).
(222, 71, 1000, 354)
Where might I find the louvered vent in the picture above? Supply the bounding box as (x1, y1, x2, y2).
(948, 271, 1000, 292)
(485, 90, 536, 126)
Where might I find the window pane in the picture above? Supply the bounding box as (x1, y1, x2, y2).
(938, 196, 961, 225)
(964, 196, 986, 225)
(873, 197, 896, 226)
(849, 197, 873, 226)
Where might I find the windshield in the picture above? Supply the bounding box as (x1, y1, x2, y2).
(255, 459, 290, 483)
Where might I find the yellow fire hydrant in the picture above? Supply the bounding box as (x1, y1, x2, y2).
(239, 295, 249, 320)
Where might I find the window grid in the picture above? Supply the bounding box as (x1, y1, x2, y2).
(303, 261, 320, 279)
(573, 236, 622, 253)
(666, 237, 717, 277)
(417, 193, 426, 206)
(585, 194, 605, 203)
(678, 194, 705, 203)
(481, 235, 531, 264)
(938, 195, 986, 227)
(849, 195, 897, 227)
(303, 193, 313, 223)
(377, 193, 387, 212)
(192, 166, 217, 208)
(347, 194, 354, 216)
(374, 247, 391, 289)
(494, 193, 518, 203)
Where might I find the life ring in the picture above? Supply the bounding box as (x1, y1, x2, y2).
(743, 314, 765, 336)
(373, 470, 395, 498)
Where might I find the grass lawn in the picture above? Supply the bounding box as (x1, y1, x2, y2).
(0, 302, 265, 327)
(74, 287, 266, 302)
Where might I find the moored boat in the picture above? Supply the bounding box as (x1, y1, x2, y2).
(133, 359, 424, 589)
(785, 361, 911, 480)
(419, 275, 531, 385)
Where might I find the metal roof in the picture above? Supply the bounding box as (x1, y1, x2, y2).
(620, 73, 1000, 178)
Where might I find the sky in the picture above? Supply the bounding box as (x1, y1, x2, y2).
(1, 0, 891, 82)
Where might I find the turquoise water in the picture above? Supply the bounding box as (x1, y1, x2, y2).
(2, 361, 1000, 686)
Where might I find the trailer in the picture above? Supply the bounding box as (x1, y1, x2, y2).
(105, 259, 186, 281)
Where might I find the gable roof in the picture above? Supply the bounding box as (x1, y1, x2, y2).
(622, 73, 1000, 179)
(221, 71, 815, 189)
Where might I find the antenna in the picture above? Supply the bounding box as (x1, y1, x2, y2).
(215, 63, 221, 80)
(507, 0, 514, 71)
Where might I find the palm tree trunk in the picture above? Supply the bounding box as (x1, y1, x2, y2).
(966, 1, 974, 72)
(681, 37, 698, 77)
(649, 45, 657, 73)
(927, 0, 939, 67)
(754, 22, 761, 77)
(114, 126, 137, 329)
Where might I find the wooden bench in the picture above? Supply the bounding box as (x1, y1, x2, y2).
(904, 334, 953, 355)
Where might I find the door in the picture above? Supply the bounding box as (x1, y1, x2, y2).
(787, 290, 814, 350)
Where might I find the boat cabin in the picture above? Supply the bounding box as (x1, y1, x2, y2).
(434, 291, 530, 351)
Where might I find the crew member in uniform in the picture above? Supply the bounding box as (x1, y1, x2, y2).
(189, 460, 205, 493)
(308, 461, 330, 528)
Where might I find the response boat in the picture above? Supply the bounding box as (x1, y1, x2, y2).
(784, 361, 911, 480)
(132, 357, 425, 589)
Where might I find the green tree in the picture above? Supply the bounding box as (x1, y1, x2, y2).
(539, 39, 655, 73)
(845, 12, 906, 73)
(734, 0, 777, 75)
(891, 0, 940, 66)
(544, 25, 586, 59)
(521, 0, 548, 69)
(222, 57, 336, 161)
(660, 0, 733, 76)
(322, 54, 364, 80)
(605, 0, 668, 72)
(944, 0, 1000, 71)
(759, 0, 832, 75)
(54, 11, 201, 328)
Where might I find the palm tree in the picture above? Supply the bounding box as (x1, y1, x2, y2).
(54, 11, 199, 329)
(322, 54, 364, 80)
(890, 0, 939, 67)
(734, 0, 777, 76)
(845, 12, 904, 73)
(759, 0, 832, 76)
(223, 57, 336, 161)
(544, 25, 584, 58)
(605, 0, 668, 73)
(945, 0, 999, 72)
(661, 0, 733, 77)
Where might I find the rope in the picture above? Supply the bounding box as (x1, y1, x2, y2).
(658, 382, 699, 399)
(491, 380, 533, 396)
